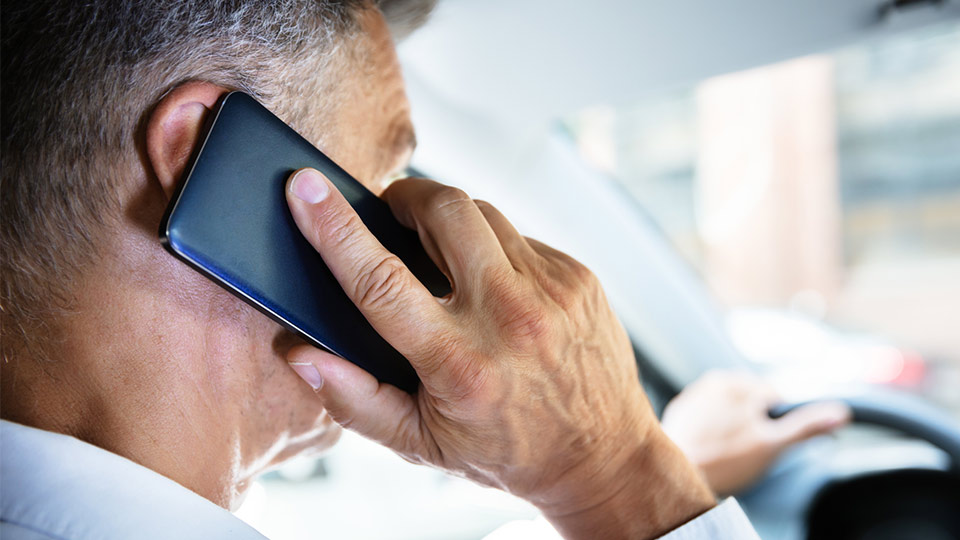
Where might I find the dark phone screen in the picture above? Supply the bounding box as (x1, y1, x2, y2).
(161, 92, 449, 393)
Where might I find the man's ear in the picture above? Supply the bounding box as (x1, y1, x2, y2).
(146, 81, 229, 199)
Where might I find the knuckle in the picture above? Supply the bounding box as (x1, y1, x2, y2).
(318, 210, 366, 252)
(567, 258, 598, 287)
(328, 409, 358, 431)
(501, 303, 551, 344)
(423, 186, 472, 217)
(353, 255, 408, 312)
(564, 260, 601, 306)
(534, 257, 599, 312)
(473, 199, 496, 216)
(487, 281, 552, 345)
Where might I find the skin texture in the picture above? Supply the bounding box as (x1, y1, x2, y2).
(4, 5, 719, 538)
(0, 7, 406, 508)
(283, 165, 716, 539)
(662, 370, 851, 496)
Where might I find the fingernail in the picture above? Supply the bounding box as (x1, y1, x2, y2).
(288, 361, 324, 390)
(290, 169, 329, 204)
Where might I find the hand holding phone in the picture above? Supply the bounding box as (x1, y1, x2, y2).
(160, 92, 449, 393)
(283, 170, 715, 540)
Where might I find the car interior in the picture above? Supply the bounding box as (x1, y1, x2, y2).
(234, 1, 960, 538)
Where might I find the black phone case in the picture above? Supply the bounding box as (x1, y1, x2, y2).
(159, 92, 448, 393)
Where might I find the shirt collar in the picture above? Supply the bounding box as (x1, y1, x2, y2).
(1, 419, 266, 540)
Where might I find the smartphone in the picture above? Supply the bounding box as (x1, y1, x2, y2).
(159, 92, 449, 393)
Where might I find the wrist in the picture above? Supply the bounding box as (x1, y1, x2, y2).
(536, 425, 716, 540)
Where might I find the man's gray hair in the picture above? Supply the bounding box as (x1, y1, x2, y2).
(0, 0, 434, 357)
(379, 0, 438, 40)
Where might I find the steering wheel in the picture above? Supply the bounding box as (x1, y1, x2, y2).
(769, 389, 960, 472)
(770, 390, 960, 539)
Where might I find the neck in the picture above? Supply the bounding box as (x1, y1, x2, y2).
(1, 227, 335, 509)
(0, 301, 245, 508)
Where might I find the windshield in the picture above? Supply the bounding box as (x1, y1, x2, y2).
(563, 21, 960, 415)
(237, 19, 960, 540)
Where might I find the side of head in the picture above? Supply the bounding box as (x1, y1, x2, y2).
(1, 0, 432, 507)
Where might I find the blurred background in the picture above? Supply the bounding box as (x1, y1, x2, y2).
(237, 5, 960, 538)
(564, 22, 960, 413)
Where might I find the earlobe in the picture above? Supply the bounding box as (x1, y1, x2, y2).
(146, 81, 229, 199)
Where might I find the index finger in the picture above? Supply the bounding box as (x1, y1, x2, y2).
(285, 167, 452, 362)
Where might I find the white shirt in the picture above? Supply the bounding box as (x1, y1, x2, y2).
(1, 420, 759, 539)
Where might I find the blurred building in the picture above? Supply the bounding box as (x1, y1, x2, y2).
(566, 21, 960, 374)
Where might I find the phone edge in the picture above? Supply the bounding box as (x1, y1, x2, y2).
(156, 91, 342, 360)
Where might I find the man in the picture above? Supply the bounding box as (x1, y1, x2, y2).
(1, 1, 846, 538)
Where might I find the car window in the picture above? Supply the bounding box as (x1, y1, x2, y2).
(563, 21, 960, 414)
(237, 20, 960, 540)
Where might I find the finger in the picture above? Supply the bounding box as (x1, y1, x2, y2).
(758, 382, 783, 407)
(769, 401, 851, 449)
(473, 200, 538, 269)
(525, 237, 567, 261)
(378, 179, 452, 279)
(287, 345, 426, 456)
(524, 237, 586, 277)
(412, 223, 451, 284)
(285, 168, 451, 360)
(524, 236, 596, 290)
(381, 178, 513, 289)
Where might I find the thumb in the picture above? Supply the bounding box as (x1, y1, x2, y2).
(286, 345, 426, 456)
(770, 401, 852, 449)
